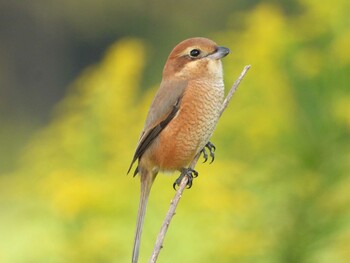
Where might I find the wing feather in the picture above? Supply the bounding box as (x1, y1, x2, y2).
(127, 79, 187, 175)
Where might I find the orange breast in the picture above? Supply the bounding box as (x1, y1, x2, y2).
(149, 79, 224, 171)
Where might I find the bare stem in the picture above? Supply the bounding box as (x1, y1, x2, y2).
(149, 65, 251, 263)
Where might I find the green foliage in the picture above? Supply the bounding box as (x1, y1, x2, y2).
(1, 1, 349, 262)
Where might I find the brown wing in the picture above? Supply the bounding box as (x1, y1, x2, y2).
(127, 79, 188, 176)
(127, 97, 182, 175)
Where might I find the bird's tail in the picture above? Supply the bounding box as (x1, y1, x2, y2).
(132, 168, 156, 263)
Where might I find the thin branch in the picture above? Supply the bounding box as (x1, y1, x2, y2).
(220, 65, 251, 117)
(149, 65, 251, 263)
(149, 154, 200, 263)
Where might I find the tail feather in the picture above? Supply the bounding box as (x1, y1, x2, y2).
(132, 169, 156, 263)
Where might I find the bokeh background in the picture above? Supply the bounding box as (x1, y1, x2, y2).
(1, 0, 349, 262)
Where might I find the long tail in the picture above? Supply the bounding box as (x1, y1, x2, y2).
(132, 169, 156, 263)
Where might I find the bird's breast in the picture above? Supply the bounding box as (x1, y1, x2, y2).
(152, 79, 224, 171)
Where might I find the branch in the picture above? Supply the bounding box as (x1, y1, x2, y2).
(149, 65, 251, 263)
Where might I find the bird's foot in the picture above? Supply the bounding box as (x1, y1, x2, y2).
(173, 168, 198, 190)
(201, 141, 216, 164)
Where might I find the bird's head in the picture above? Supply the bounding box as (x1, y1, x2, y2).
(163, 37, 230, 80)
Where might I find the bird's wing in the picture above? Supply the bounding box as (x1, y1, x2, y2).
(127, 79, 188, 175)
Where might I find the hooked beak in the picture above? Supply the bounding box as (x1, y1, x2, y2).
(207, 46, 230, 60)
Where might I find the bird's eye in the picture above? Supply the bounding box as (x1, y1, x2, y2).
(189, 49, 201, 58)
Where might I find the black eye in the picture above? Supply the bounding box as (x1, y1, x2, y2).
(189, 49, 201, 58)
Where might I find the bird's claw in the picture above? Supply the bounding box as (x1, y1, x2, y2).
(173, 168, 198, 190)
(201, 141, 216, 164)
(201, 147, 209, 163)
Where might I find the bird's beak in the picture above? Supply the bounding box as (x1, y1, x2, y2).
(207, 46, 230, 60)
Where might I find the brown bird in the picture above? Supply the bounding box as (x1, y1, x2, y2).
(128, 37, 230, 263)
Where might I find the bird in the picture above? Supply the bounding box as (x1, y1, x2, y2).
(127, 37, 230, 263)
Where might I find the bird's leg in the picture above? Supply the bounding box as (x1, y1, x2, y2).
(201, 141, 216, 164)
(201, 147, 209, 163)
(173, 168, 198, 190)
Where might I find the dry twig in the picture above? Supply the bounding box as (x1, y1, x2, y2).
(149, 65, 251, 263)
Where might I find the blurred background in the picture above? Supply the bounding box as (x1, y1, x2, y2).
(0, 0, 349, 262)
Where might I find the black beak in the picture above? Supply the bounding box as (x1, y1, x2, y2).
(208, 46, 230, 60)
